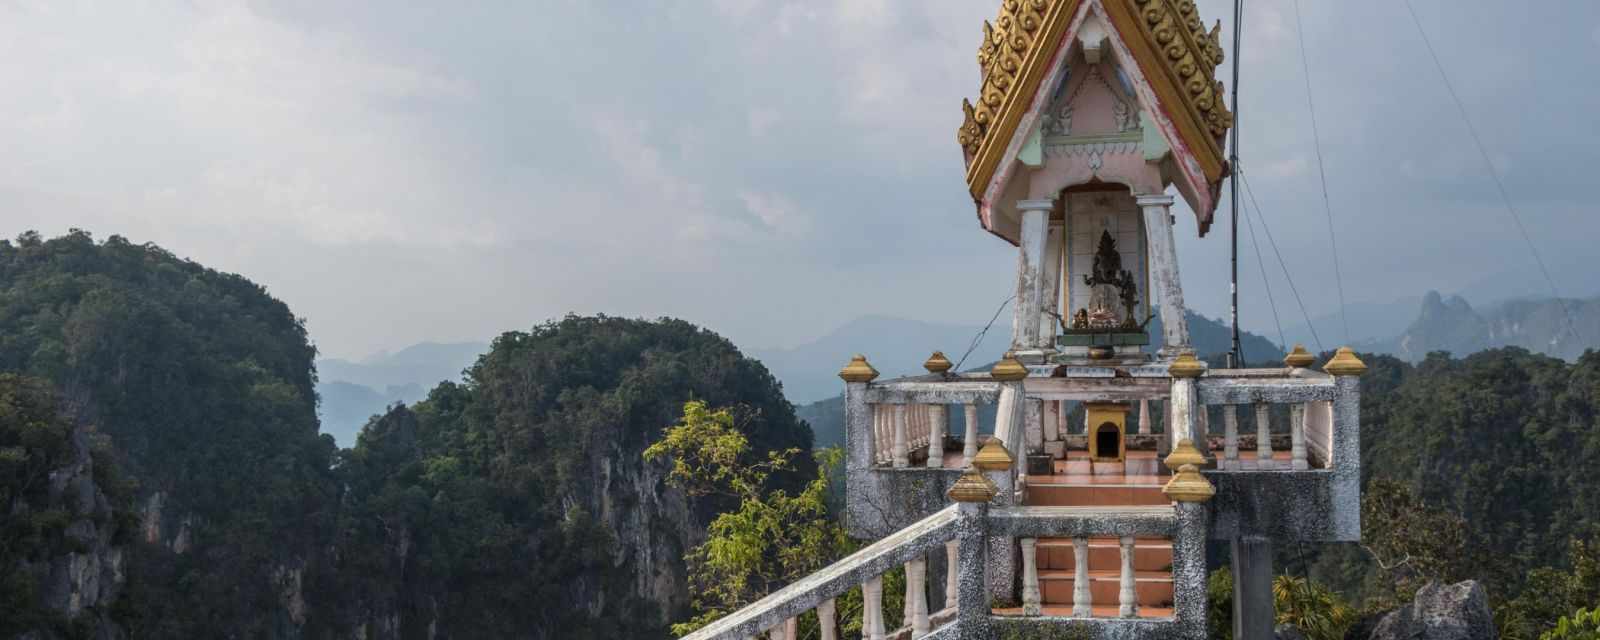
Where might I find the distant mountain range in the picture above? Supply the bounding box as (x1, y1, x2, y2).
(1365, 292, 1600, 362)
(315, 341, 487, 445)
(314, 293, 1600, 448)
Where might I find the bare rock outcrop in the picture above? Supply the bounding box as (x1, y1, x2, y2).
(1368, 581, 1497, 640)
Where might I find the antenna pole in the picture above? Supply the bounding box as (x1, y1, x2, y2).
(1227, 0, 1245, 367)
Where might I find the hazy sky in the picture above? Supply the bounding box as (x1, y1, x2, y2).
(5, 1, 1597, 360)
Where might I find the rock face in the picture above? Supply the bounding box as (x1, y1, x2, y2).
(21, 424, 129, 639)
(1368, 581, 1497, 640)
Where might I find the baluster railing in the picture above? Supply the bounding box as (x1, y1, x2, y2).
(1118, 536, 1138, 618)
(1072, 537, 1091, 617)
(908, 557, 930, 637)
(863, 574, 885, 640)
(817, 599, 836, 640)
(962, 403, 979, 466)
(926, 404, 947, 468)
(944, 541, 958, 611)
(1222, 404, 1239, 470)
(892, 404, 909, 468)
(1254, 402, 1272, 469)
(1290, 403, 1308, 470)
(1020, 537, 1041, 615)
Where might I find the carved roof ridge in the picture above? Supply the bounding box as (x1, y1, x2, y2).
(958, 0, 1234, 219)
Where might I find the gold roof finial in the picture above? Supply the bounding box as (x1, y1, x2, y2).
(1163, 438, 1207, 472)
(1323, 347, 1368, 377)
(990, 351, 1029, 381)
(1167, 351, 1205, 378)
(1163, 463, 1216, 503)
(924, 351, 954, 374)
(1284, 344, 1315, 369)
(838, 354, 880, 383)
(948, 466, 999, 503)
(972, 437, 1015, 472)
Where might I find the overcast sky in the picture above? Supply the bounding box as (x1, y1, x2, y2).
(4, 1, 1597, 360)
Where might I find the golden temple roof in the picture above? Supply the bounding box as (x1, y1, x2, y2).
(958, 0, 1233, 210)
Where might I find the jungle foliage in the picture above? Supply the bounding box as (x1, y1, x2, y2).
(0, 232, 818, 638)
(0, 231, 336, 637)
(1280, 349, 1600, 639)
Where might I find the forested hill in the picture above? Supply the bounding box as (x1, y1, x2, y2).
(0, 230, 337, 637)
(0, 231, 814, 639)
(328, 316, 814, 638)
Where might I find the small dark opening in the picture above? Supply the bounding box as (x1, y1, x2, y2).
(1095, 422, 1120, 458)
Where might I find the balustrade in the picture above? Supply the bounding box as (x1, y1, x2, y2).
(1199, 371, 1342, 472)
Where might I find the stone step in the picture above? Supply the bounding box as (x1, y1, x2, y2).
(1035, 538, 1172, 572)
(1024, 483, 1171, 507)
(1038, 569, 1174, 608)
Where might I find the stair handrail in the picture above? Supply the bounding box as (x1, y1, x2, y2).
(678, 505, 960, 640)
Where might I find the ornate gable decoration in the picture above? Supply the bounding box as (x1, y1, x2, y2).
(958, 0, 1234, 204)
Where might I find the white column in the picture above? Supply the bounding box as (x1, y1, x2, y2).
(1021, 538, 1042, 615)
(863, 576, 885, 640)
(962, 404, 980, 466)
(1119, 536, 1139, 618)
(1056, 400, 1069, 441)
(1072, 537, 1092, 617)
(1041, 400, 1060, 446)
(1223, 404, 1239, 470)
(1024, 399, 1044, 455)
(926, 404, 947, 469)
(1290, 403, 1308, 470)
(1138, 399, 1151, 435)
(1137, 194, 1190, 357)
(1012, 198, 1055, 357)
(818, 598, 837, 640)
(893, 404, 909, 468)
(1255, 403, 1273, 468)
(908, 557, 930, 637)
(1196, 402, 1211, 457)
(944, 541, 959, 610)
(1038, 219, 1065, 347)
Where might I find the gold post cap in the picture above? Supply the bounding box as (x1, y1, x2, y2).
(948, 466, 999, 503)
(1163, 463, 1216, 503)
(1168, 351, 1205, 378)
(972, 437, 1015, 472)
(838, 354, 880, 383)
(1163, 438, 1206, 472)
(990, 351, 1029, 381)
(1284, 344, 1315, 369)
(924, 351, 953, 374)
(1323, 347, 1367, 377)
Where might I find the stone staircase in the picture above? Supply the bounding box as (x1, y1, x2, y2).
(1016, 452, 1176, 617)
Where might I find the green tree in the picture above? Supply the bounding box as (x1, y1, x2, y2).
(1273, 575, 1355, 640)
(646, 400, 849, 635)
(1543, 607, 1600, 640)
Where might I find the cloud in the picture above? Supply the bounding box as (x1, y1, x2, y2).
(747, 107, 782, 138)
(739, 190, 811, 237)
(2, 0, 1595, 361)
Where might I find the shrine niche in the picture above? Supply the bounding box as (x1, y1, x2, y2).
(1056, 190, 1149, 360)
(1084, 402, 1129, 464)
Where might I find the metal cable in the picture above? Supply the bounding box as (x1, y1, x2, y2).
(953, 295, 1014, 372)
(1401, 0, 1583, 352)
(1290, 0, 1351, 345)
(1242, 192, 1289, 352)
(1240, 167, 1324, 353)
